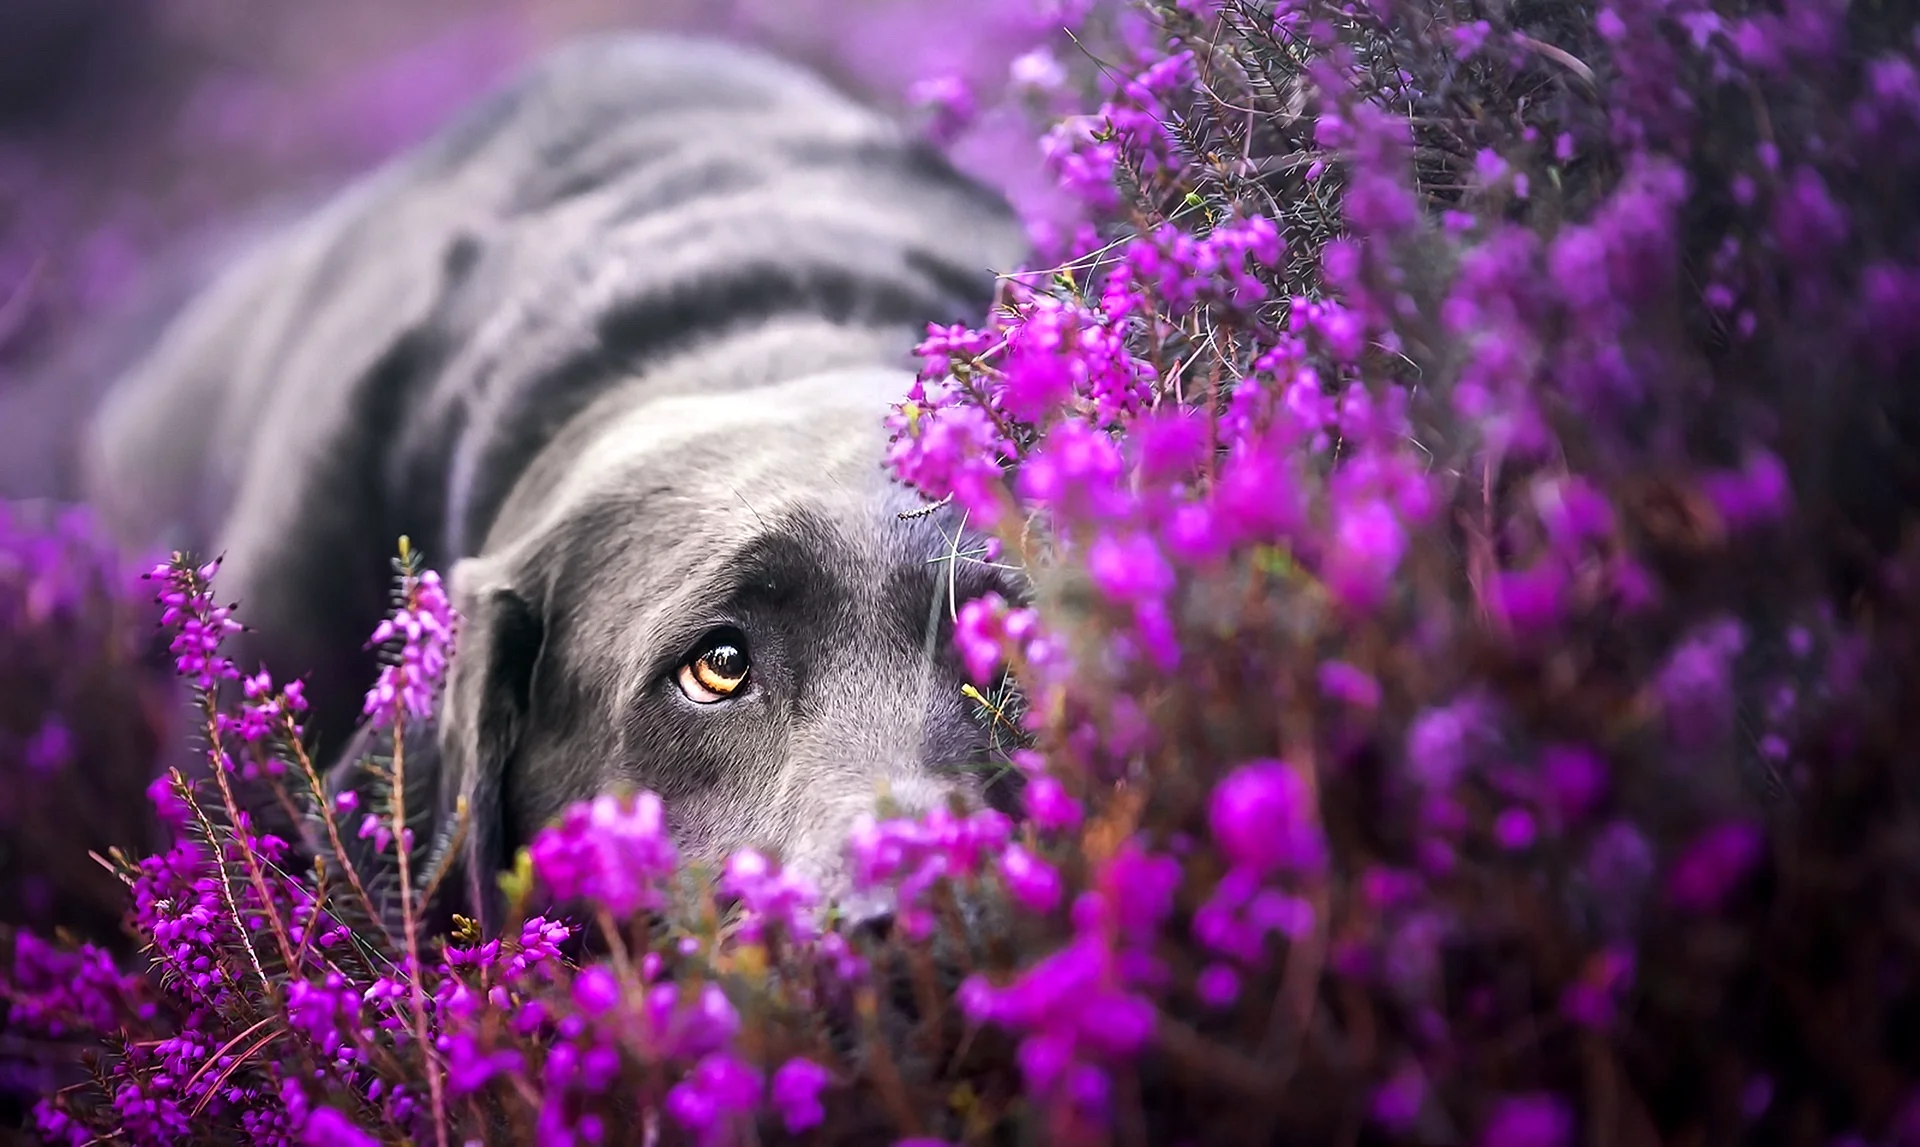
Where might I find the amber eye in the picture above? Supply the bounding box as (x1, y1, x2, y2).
(676, 631, 751, 703)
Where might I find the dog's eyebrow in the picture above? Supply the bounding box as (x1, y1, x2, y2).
(715, 506, 847, 611)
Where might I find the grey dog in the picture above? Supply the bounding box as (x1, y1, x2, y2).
(80, 34, 1032, 932)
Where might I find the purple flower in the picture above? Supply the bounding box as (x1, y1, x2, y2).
(718, 848, 821, 944)
(1131, 409, 1211, 480)
(1196, 963, 1240, 1008)
(1322, 497, 1407, 611)
(1093, 845, 1185, 944)
(572, 966, 622, 1017)
(5, 933, 135, 1038)
(1087, 531, 1176, 604)
(147, 557, 243, 691)
(1405, 697, 1493, 789)
(362, 567, 457, 728)
(886, 381, 1012, 521)
(848, 806, 1012, 938)
(1023, 774, 1085, 834)
(1016, 419, 1127, 515)
(1451, 19, 1494, 56)
(1488, 562, 1568, 635)
(1209, 760, 1327, 876)
(219, 665, 310, 750)
(1009, 46, 1067, 94)
(528, 790, 679, 918)
(641, 982, 741, 1061)
(1493, 807, 1537, 850)
(1773, 166, 1848, 260)
(1000, 343, 1077, 424)
(1481, 1094, 1574, 1147)
(906, 73, 977, 147)
(22, 719, 71, 773)
(955, 592, 1011, 683)
(1701, 452, 1790, 531)
(1319, 660, 1382, 708)
(1372, 1066, 1427, 1132)
(300, 1106, 378, 1147)
(1588, 820, 1657, 936)
(913, 321, 996, 379)
(1541, 744, 1608, 824)
(960, 935, 1158, 1087)
(666, 1052, 762, 1143)
(1560, 946, 1636, 1029)
(1654, 619, 1746, 748)
(1194, 867, 1315, 963)
(1000, 844, 1064, 914)
(1668, 821, 1766, 911)
(1212, 441, 1304, 544)
(506, 916, 572, 981)
(770, 1057, 832, 1133)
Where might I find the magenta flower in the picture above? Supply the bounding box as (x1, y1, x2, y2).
(528, 790, 679, 919)
(906, 73, 977, 147)
(999, 844, 1063, 914)
(885, 383, 1011, 522)
(1492, 807, 1537, 851)
(847, 806, 1012, 939)
(959, 933, 1158, 1092)
(955, 592, 1012, 684)
(1195, 963, 1240, 1008)
(1371, 1066, 1427, 1132)
(1667, 821, 1766, 912)
(22, 719, 71, 773)
(1541, 744, 1608, 825)
(300, 1106, 378, 1147)
(718, 848, 821, 944)
(665, 1052, 762, 1144)
(1318, 660, 1383, 709)
(1086, 531, 1175, 604)
(770, 1057, 832, 1133)
(362, 567, 457, 728)
(645, 981, 741, 1060)
(1481, 1094, 1574, 1147)
(1560, 946, 1636, 1029)
(147, 557, 243, 691)
(1022, 773, 1085, 834)
(1701, 452, 1790, 531)
(1208, 760, 1327, 877)
(1654, 619, 1746, 749)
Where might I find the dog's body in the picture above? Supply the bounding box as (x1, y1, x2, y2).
(82, 34, 1029, 929)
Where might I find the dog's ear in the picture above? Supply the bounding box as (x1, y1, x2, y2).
(438, 552, 547, 936)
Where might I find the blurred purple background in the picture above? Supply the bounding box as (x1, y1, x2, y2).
(0, 0, 1058, 501)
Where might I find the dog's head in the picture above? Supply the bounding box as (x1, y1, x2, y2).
(435, 367, 1025, 931)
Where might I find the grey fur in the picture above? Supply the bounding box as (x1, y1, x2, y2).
(81, 34, 1031, 931)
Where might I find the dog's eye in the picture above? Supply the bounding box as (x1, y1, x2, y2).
(676, 630, 751, 703)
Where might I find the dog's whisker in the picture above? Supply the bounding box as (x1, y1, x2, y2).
(728, 484, 769, 530)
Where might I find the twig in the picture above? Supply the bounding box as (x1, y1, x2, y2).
(388, 714, 450, 1147)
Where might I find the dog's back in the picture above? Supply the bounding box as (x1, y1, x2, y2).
(83, 34, 1028, 755)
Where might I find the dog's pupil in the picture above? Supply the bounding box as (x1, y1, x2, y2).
(703, 645, 746, 678)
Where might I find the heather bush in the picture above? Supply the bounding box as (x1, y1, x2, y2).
(6, 0, 1920, 1144)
